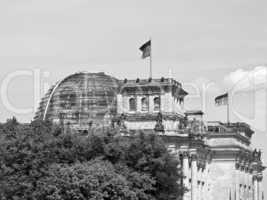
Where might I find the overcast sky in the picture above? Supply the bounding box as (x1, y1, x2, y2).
(0, 0, 267, 191)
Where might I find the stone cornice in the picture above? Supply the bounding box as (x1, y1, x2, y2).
(122, 112, 184, 121)
(119, 78, 188, 99)
(160, 135, 207, 149)
(205, 132, 250, 145)
(178, 143, 212, 170)
(210, 147, 252, 163)
(209, 145, 250, 151)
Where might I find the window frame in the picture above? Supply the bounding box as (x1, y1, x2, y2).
(141, 96, 149, 112)
(153, 96, 161, 111)
(129, 97, 137, 111)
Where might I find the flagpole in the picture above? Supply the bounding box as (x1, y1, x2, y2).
(227, 92, 230, 125)
(149, 37, 152, 79)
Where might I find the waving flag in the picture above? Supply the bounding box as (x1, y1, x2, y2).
(215, 92, 230, 123)
(215, 93, 228, 106)
(139, 40, 151, 59)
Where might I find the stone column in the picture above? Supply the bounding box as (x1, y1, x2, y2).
(191, 155, 198, 200)
(239, 166, 245, 200)
(200, 168, 204, 200)
(203, 165, 208, 200)
(123, 96, 128, 112)
(248, 171, 253, 200)
(241, 167, 246, 200)
(235, 166, 240, 200)
(247, 170, 251, 200)
(196, 166, 199, 200)
(258, 178, 262, 200)
(253, 176, 258, 200)
(136, 96, 142, 112)
(148, 95, 154, 113)
(183, 153, 190, 200)
(164, 92, 173, 112)
(245, 167, 249, 200)
(117, 94, 123, 113)
(197, 169, 200, 200)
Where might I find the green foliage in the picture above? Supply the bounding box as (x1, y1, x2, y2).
(36, 159, 154, 200)
(0, 118, 185, 200)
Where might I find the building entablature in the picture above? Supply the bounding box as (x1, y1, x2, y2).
(119, 77, 182, 89)
(118, 112, 184, 121)
(205, 128, 252, 148)
(253, 172, 264, 181)
(225, 122, 254, 138)
(234, 149, 266, 175)
(119, 77, 188, 99)
(206, 121, 253, 141)
(178, 148, 212, 170)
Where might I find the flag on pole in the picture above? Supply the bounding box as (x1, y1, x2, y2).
(215, 93, 228, 106)
(139, 40, 151, 59)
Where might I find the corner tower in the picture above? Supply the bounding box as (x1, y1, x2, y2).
(116, 77, 188, 134)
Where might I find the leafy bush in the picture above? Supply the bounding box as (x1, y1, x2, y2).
(0, 118, 184, 200)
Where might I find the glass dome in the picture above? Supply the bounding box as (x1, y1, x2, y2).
(35, 72, 119, 131)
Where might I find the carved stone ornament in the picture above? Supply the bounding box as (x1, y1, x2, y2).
(252, 149, 262, 162)
(154, 112, 164, 132)
(120, 114, 127, 128)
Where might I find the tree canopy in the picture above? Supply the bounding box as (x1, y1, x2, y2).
(0, 118, 184, 200)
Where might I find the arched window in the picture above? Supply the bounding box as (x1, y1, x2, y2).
(129, 98, 136, 111)
(154, 97, 160, 111)
(141, 97, 149, 111)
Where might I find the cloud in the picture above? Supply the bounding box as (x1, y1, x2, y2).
(224, 66, 267, 91)
(223, 66, 267, 132)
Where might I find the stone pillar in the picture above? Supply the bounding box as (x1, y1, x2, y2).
(203, 165, 208, 200)
(148, 95, 154, 113)
(258, 178, 262, 200)
(183, 154, 190, 200)
(248, 171, 253, 200)
(200, 168, 204, 200)
(235, 166, 240, 200)
(200, 166, 205, 200)
(197, 181, 200, 200)
(253, 176, 258, 200)
(247, 170, 251, 200)
(245, 167, 249, 200)
(163, 92, 173, 112)
(197, 172, 200, 200)
(117, 94, 123, 113)
(240, 167, 244, 200)
(241, 167, 245, 200)
(191, 155, 198, 200)
(136, 96, 142, 112)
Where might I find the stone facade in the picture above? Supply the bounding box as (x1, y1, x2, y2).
(115, 77, 265, 200)
(36, 72, 265, 200)
(116, 77, 187, 135)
